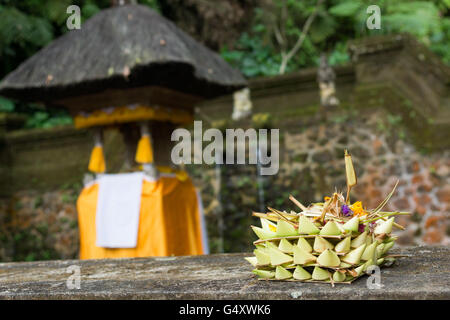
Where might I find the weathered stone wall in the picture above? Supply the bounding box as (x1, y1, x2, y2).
(0, 34, 448, 261)
(192, 35, 450, 252)
(0, 247, 448, 299)
(189, 110, 449, 254)
(0, 127, 127, 196)
(0, 188, 79, 262)
(0, 127, 126, 261)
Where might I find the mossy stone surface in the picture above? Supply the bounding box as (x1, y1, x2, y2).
(0, 246, 448, 299)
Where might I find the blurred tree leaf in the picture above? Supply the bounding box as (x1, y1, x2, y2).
(0, 96, 14, 112)
(0, 6, 53, 51)
(329, 1, 362, 17)
(220, 0, 449, 77)
(81, 2, 102, 21)
(309, 12, 337, 43)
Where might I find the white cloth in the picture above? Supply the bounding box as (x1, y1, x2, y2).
(95, 172, 144, 248)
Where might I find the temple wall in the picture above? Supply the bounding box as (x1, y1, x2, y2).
(189, 111, 449, 254)
(0, 35, 448, 261)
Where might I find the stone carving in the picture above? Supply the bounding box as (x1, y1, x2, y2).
(317, 54, 339, 109)
(232, 87, 253, 121)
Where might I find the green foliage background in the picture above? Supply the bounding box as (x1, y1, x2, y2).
(222, 0, 450, 77)
(0, 0, 448, 128)
(0, 0, 160, 127)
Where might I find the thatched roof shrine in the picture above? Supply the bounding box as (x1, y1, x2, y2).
(0, 4, 246, 113)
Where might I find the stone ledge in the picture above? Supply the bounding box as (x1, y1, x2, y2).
(0, 246, 448, 300)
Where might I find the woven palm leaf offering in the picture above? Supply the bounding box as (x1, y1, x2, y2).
(245, 150, 410, 286)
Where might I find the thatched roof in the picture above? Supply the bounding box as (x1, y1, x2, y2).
(0, 4, 246, 104)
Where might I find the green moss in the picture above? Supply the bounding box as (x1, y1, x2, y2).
(292, 153, 308, 163)
(61, 192, 78, 204)
(14, 201, 23, 210)
(32, 196, 43, 209)
(70, 220, 78, 229)
(273, 104, 319, 120)
(354, 83, 449, 152)
(36, 223, 48, 235)
(24, 253, 36, 262)
(411, 212, 422, 223)
(414, 228, 422, 237)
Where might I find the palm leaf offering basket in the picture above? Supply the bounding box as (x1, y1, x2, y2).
(245, 150, 409, 286)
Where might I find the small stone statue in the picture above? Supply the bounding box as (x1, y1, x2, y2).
(232, 87, 253, 121)
(317, 53, 339, 110)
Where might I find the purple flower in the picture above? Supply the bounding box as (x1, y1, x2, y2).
(358, 224, 366, 233)
(341, 204, 352, 217)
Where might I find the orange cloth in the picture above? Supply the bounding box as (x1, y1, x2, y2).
(77, 176, 205, 259)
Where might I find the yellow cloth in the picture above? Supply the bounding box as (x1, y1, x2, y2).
(88, 145, 106, 173)
(158, 166, 189, 182)
(74, 105, 193, 129)
(77, 176, 205, 259)
(135, 135, 154, 164)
